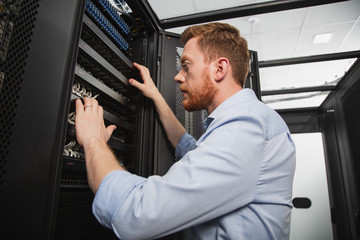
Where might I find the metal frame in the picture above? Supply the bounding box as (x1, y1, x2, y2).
(153, 31, 182, 175)
(319, 58, 360, 239)
(0, 1, 85, 239)
(262, 85, 336, 96)
(159, 0, 348, 29)
(276, 107, 320, 133)
(260, 51, 360, 96)
(132, 0, 162, 31)
(259, 51, 359, 132)
(245, 50, 262, 100)
(259, 50, 360, 68)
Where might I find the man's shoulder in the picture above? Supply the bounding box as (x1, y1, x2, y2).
(214, 96, 289, 140)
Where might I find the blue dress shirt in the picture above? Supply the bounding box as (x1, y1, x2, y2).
(93, 89, 296, 239)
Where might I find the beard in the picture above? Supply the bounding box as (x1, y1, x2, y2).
(181, 71, 217, 112)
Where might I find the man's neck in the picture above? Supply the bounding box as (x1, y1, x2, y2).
(207, 84, 242, 115)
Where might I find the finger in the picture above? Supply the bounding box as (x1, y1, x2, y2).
(98, 106, 109, 134)
(133, 62, 145, 72)
(98, 105, 104, 122)
(106, 125, 117, 139)
(91, 98, 99, 109)
(83, 97, 91, 110)
(133, 62, 149, 78)
(97, 106, 114, 141)
(84, 97, 98, 112)
(129, 78, 143, 90)
(133, 62, 140, 70)
(75, 98, 85, 115)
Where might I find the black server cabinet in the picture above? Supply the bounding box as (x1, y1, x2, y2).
(320, 59, 360, 240)
(0, 0, 159, 239)
(1, 1, 87, 239)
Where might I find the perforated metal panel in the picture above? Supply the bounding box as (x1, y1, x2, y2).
(175, 47, 207, 140)
(0, 0, 39, 197)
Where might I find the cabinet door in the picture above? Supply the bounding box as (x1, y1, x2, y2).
(290, 133, 333, 240)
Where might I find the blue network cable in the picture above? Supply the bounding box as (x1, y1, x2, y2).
(97, 0, 130, 35)
(85, 0, 129, 51)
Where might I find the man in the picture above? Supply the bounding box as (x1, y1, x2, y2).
(75, 22, 296, 239)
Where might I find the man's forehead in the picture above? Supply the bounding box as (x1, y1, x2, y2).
(180, 54, 191, 63)
(180, 40, 199, 62)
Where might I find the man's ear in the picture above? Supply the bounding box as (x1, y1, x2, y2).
(214, 58, 230, 82)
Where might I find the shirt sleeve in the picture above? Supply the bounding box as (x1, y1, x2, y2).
(92, 111, 265, 240)
(92, 170, 146, 228)
(175, 132, 197, 159)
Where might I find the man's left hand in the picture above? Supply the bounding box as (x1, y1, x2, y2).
(75, 98, 116, 149)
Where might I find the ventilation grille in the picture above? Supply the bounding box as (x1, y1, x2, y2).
(60, 175, 89, 189)
(175, 47, 207, 140)
(0, 0, 39, 197)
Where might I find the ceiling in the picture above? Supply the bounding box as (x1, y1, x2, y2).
(148, 0, 360, 60)
(145, 0, 360, 109)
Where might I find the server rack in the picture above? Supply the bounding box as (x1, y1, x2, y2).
(0, 1, 261, 239)
(319, 59, 360, 240)
(0, 0, 159, 239)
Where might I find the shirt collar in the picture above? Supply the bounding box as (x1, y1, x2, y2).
(202, 89, 256, 131)
(202, 117, 214, 131)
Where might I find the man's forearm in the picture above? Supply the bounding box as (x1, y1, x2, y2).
(84, 138, 125, 193)
(152, 93, 186, 148)
(128, 63, 186, 148)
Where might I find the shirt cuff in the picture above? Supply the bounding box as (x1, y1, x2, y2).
(92, 170, 146, 228)
(175, 132, 197, 159)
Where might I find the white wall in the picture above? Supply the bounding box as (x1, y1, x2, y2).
(290, 133, 333, 240)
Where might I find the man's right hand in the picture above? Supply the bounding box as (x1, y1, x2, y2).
(129, 62, 160, 100)
(129, 62, 186, 149)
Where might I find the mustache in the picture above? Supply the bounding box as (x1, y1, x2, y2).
(179, 85, 188, 92)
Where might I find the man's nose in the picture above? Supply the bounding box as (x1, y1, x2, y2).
(174, 71, 185, 83)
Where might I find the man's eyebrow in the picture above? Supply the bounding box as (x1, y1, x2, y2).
(180, 55, 190, 64)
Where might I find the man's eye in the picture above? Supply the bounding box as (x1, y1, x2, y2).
(182, 64, 188, 71)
